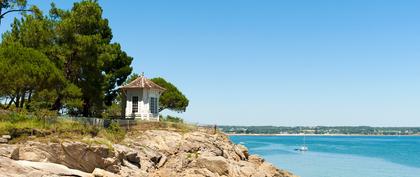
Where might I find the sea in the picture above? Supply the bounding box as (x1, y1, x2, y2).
(229, 136, 420, 177)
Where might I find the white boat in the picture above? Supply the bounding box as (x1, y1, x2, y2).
(295, 132, 308, 151)
(295, 145, 308, 151)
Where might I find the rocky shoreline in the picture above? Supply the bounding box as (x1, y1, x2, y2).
(0, 128, 296, 177)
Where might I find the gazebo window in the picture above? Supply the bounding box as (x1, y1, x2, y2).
(132, 96, 138, 113)
(150, 97, 157, 114)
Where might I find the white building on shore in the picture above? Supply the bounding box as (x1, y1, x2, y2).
(120, 74, 166, 120)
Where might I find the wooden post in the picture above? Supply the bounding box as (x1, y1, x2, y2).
(214, 124, 217, 134)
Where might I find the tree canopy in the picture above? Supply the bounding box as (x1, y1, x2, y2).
(0, 0, 133, 117)
(0, 43, 64, 109)
(0, 0, 32, 25)
(150, 77, 189, 113)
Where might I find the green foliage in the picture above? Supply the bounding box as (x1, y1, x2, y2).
(133, 120, 195, 135)
(151, 77, 189, 112)
(99, 121, 125, 143)
(0, 43, 62, 89)
(0, 0, 29, 23)
(161, 115, 184, 123)
(0, 111, 126, 143)
(102, 103, 122, 119)
(0, 43, 64, 110)
(49, 0, 132, 116)
(1, 1, 133, 116)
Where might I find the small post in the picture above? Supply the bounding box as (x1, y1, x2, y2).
(214, 124, 217, 134)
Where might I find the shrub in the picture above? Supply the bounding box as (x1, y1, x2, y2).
(161, 115, 184, 123)
(98, 122, 126, 143)
(102, 103, 122, 119)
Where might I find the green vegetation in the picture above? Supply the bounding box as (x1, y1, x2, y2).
(0, 0, 132, 117)
(219, 126, 420, 135)
(160, 115, 184, 123)
(0, 0, 30, 24)
(0, 110, 195, 143)
(131, 120, 195, 134)
(0, 1, 191, 144)
(0, 111, 126, 143)
(151, 77, 189, 113)
(0, 43, 65, 110)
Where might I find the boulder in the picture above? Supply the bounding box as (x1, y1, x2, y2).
(0, 138, 8, 143)
(0, 156, 92, 177)
(15, 160, 93, 177)
(125, 152, 141, 165)
(0, 144, 16, 158)
(248, 155, 265, 165)
(135, 130, 182, 155)
(119, 165, 148, 177)
(92, 168, 119, 177)
(235, 144, 249, 160)
(11, 141, 124, 173)
(195, 155, 229, 176)
(2, 135, 11, 139)
(157, 154, 167, 168)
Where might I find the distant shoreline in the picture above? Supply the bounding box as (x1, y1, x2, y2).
(226, 133, 420, 136)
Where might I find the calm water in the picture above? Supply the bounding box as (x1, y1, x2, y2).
(229, 136, 420, 177)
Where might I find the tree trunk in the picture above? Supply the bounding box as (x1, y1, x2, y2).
(51, 95, 62, 111)
(15, 92, 20, 108)
(82, 99, 90, 117)
(26, 90, 32, 109)
(6, 96, 15, 109)
(19, 90, 26, 108)
(0, 7, 3, 25)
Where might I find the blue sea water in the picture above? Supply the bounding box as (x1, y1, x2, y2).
(229, 136, 420, 177)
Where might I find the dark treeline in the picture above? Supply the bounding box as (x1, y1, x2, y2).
(219, 126, 420, 135)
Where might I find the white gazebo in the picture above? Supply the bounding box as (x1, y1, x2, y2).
(120, 74, 166, 120)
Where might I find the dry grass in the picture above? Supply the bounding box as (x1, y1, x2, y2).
(0, 111, 126, 144)
(0, 110, 204, 146)
(127, 120, 197, 136)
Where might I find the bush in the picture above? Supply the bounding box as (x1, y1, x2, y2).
(161, 115, 184, 123)
(98, 122, 126, 143)
(102, 103, 122, 119)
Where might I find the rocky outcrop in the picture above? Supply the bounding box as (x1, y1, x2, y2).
(10, 141, 125, 173)
(0, 156, 92, 177)
(0, 128, 297, 177)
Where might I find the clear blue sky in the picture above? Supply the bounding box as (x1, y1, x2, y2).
(2, 0, 420, 126)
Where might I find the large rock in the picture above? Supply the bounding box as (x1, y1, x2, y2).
(92, 168, 120, 177)
(0, 129, 297, 177)
(0, 144, 16, 158)
(11, 141, 123, 173)
(0, 156, 92, 177)
(134, 130, 182, 155)
(248, 155, 265, 166)
(2, 135, 11, 139)
(196, 155, 229, 176)
(235, 144, 249, 160)
(15, 160, 93, 177)
(0, 138, 8, 143)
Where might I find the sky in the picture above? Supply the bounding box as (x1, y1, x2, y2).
(1, 0, 420, 126)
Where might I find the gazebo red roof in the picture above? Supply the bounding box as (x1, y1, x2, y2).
(120, 75, 166, 91)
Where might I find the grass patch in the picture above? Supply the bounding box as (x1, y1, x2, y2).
(0, 111, 126, 144)
(97, 122, 126, 143)
(130, 120, 196, 135)
(0, 110, 203, 145)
